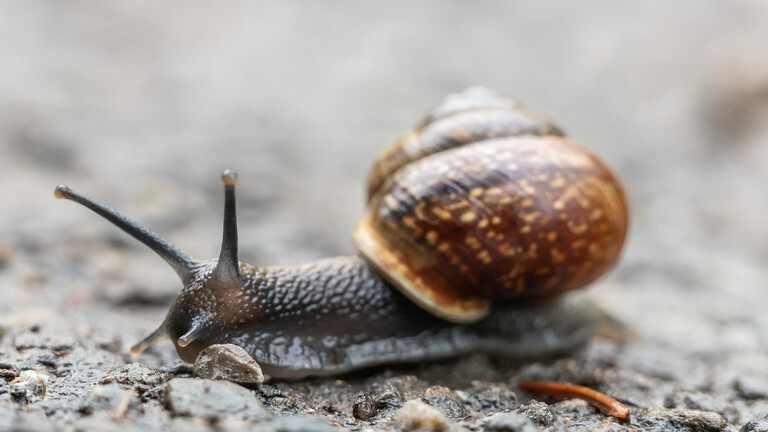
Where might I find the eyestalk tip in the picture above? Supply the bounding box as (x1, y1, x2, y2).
(221, 169, 238, 186)
(177, 328, 199, 347)
(54, 184, 71, 200)
(130, 322, 169, 355)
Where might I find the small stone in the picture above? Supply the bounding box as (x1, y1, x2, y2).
(664, 389, 739, 423)
(373, 381, 404, 412)
(735, 376, 768, 400)
(163, 377, 271, 421)
(36, 399, 66, 417)
(636, 407, 728, 432)
(459, 381, 518, 413)
(372, 375, 429, 413)
(422, 385, 469, 418)
(550, 399, 597, 420)
(514, 401, 556, 427)
(11, 370, 49, 398)
(392, 399, 466, 432)
(483, 412, 537, 432)
(353, 393, 377, 420)
(193, 344, 264, 385)
(383, 375, 430, 401)
(741, 419, 768, 432)
(0, 369, 20, 380)
(37, 353, 60, 368)
(80, 383, 134, 415)
(101, 363, 171, 388)
(10, 386, 29, 402)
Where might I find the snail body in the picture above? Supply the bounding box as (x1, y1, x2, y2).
(56, 88, 628, 379)
(162, 255, 596, 378)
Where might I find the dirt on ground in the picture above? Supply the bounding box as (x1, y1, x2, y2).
(2, 2, 768, 431)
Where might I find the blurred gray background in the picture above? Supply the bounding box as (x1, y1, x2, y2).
(1, 1, 768, 357)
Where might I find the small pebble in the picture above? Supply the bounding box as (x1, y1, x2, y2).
(353, 393, 377, 420)
(483, 412, 537, 432)
(735, 376, 768, 400)
(664, 389, 738, 423)
(550, 399, 598, 419)
(163, 377, 271, 421)
(10, 387, 28, 402)
(193, 344, 264, 385)
(383, 376, 430, 401)
(636, 407, 728, 432)
(80, 383, 134, 415)
(372, 375, 430, 414)
(741, 419, 768, 432)
(11, 370, 49, 398)
(514, 401, 556, 427)
(101, 363, 170, 388)
(459, 381, 518, 413)
(392, 399, 466, 432)
(422, 385, 469, 418)
(0, 369, 20, 380)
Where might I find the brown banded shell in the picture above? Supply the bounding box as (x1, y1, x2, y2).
(353, 89, 628, 323)
(365, 87, 565, 200)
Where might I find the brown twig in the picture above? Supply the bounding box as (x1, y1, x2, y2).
(519, 381, 630, 420)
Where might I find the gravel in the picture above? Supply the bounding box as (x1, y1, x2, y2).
(391, 399, 465, 432)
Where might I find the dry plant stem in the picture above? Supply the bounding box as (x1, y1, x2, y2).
(519, 381, 630, 420)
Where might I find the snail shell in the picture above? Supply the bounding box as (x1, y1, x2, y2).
(354, 88, 628, 322)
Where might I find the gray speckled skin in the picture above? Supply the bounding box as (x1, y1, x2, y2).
(166, 255, 597, 379)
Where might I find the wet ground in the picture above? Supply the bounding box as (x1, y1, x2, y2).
(2, 2, 768, 431)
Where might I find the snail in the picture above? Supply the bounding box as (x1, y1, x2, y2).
(55, 88, 628, 379)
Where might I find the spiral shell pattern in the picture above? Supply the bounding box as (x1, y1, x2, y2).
(354, 89, 628, 322)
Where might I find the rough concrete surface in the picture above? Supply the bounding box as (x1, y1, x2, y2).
(2, 1, 768, 431)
